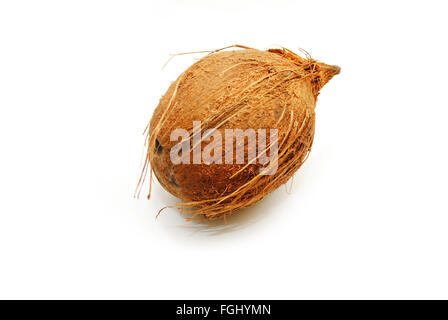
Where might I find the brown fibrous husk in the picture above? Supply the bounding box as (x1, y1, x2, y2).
(136, 45, 340, 220)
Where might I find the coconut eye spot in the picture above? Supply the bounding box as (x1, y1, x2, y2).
(169, 174, 178, 187)
(155, 139, 163, 154)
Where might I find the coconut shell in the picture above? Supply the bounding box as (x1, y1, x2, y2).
(138, 46, 340, 219)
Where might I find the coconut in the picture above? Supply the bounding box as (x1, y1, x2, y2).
(137, 46, 340, 219)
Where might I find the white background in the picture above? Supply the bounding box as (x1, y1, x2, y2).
(0, 0, 447, 299)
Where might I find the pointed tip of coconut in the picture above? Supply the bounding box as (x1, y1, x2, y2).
(318, 62, 340, 80)
(314, 62, 340, 95)
(329, 64, 341, 75)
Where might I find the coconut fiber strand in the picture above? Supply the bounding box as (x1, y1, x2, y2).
(137, 45, 340, 220)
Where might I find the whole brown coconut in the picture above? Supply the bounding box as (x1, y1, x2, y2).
(137, 45, 340, 219)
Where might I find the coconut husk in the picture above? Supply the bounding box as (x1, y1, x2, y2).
(137, 45, 340, 220)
